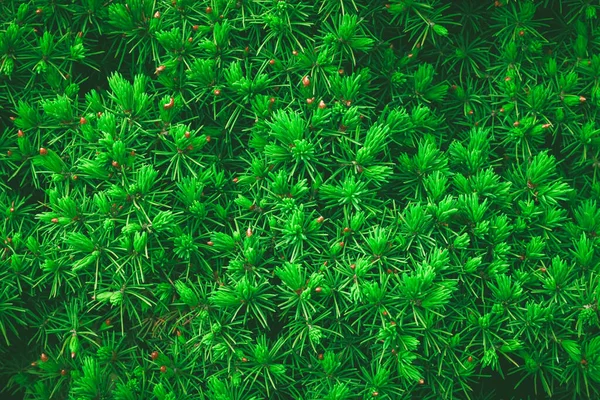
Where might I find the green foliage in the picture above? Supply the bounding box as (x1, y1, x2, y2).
(1, 1, 600, 400)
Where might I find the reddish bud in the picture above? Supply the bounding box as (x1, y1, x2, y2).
(160, 365, 167, 373)
(338, 68, 344, 75)
(318, 353, 323, 360)
(468, 109, 474, 115)
(519, 30, 525, 36)
(419, 378, 425, 385)
(192, 25, 199, 31)
(542, 123, 551, 129)
(581, 359, 588, 366)
(39, 148, 48, 156)
(61, 369, 68, 376)
(302, 76, 310, 87)
(51, 218, 59, 224)
(315, 287, 322, 293)
(40, 353, 49, 362)
(373, 392, 379, 397)
(36, 8, 42, 15)
(505, 76, 511, 81)
(350, 264, 356, 270)
(213, 89, 221, 96)
(343, 227, 351, 233)
(130, 150, 136, 157)
(407, 53, 413, 58)
(383, 311, 388, 316)
(241, 357, 248, 362)
(184, 131, 191, 138)
(306, 97, 314, 104)
(154, 11, 161, 18)
(71, 351, 76, 359)
(207, 241, 214, 246)
(17, 130, 24, 138)
(317, 216, 324, 223)
(467, 356, 473, 362)
(206, 6, 213, 13)
(513, 121, 520, 127)
(31, 362, 38, 367)
(539, 267, 547, 273)
(318, 100, 326, 109)
(580, 96, 586, 103)
(105, 319, 111, 326)
(233, 177, 239, 183)
(112, 161, 119, 168)
(246, 228, 253, 237)
(269, 59, 275, 65)
(499, 107, 505, 113)
(163, 97, 175, 109)
(151, 351, 159, 360)
(7, 150, 12, 157)
(269, 97, 275, 104)
(292, 50, 298, 56)
(155, 65, 165, 75)
(80, 117, 87, 125)
(339, 241, 344, 247)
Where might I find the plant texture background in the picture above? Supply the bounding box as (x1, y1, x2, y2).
(1, 0, 600, 399)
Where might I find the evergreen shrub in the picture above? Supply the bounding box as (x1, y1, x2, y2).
(0, 0, 600, 399)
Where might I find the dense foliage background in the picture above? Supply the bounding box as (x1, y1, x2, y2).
(1, 0, 600, 399)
